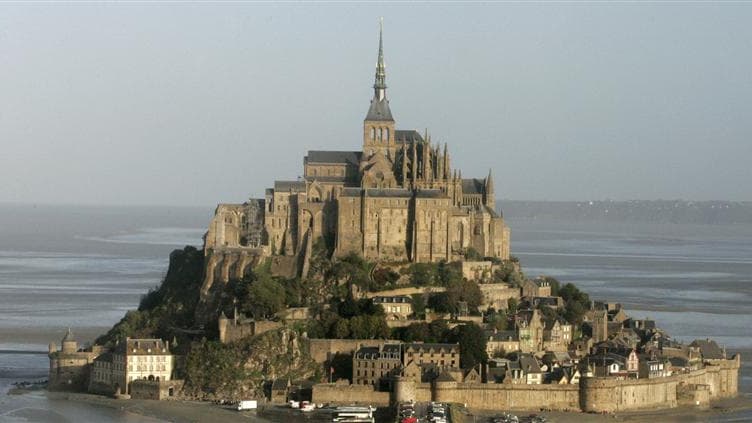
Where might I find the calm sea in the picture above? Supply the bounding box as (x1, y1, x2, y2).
(0, 204, 750, 421)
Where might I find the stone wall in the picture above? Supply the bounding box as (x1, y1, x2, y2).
(219, 317, 283, 344)
(479, 283, 520, 310)
(307, 338, 396, 363)
(461, 261, 494, 282)
(433, 381, 579, 411)
(363, 286, 446, 299)
(130, 379, 184, 400)
(380, 355, 740, 413)
(579, 355, 740, 413)
(311, 383, 390, 406)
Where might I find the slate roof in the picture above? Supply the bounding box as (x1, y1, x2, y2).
(487, 330, 518, 342)
(434, 370, 456, 382)
(306, 150, 362, 165)
(366, 188, 413, 198)
(114, 338, 169, 356)
(690, 339, 725, 360)
(305, 175, 348, 184)
(93, 351, 113, 363)
(519, 354, 542, 373)
(404, 343, 459, 353)
(340, 188, 362, 197)
(415, 189, 445, 199)
(373, 295, 412, 304)
(273, 180, 306, 192)
(462, 178, 485, 194)
(365, 98, 394, 121)
(395, 130, 424, 144)
(271, 378, 290, 391)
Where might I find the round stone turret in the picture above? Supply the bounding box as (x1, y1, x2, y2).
(61, 328, 77, 354)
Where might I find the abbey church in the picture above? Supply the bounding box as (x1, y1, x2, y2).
(202, 26, 510, 286)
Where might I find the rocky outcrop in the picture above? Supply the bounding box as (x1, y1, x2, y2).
(243, 328, 319, 382)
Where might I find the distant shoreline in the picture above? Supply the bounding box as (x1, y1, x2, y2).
(500, 200, 752, 225)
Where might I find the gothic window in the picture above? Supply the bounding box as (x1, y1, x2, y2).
(385, 128, 390, 142)
(371, 127, 376, 141)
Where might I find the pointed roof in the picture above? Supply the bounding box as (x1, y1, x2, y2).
(374, 17, 386, 91)
(486, 168, 494, 194)
(365, 19, 393, 121)
(366, 98, 394, 121)
(62, 328, 74, 343)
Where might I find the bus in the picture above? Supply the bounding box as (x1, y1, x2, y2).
(332, 406, 375, 423)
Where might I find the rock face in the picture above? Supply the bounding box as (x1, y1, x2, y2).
(243, 328, 319, 382)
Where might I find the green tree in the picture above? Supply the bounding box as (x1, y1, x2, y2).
(436, 261, 462, 286)
(448, 323, 487, 369)
(400, 322, 430, 342)
(507, 297, 519, 315)
(409, 263, 437, 286)
(428, 320, 449, 342)
(488, 309, 508, 331)
(428, 292, 453, 314)
(464, 247, 483, 261)
(333, 319, 350, 339)
(411, 293, 427, 319)
(373, 267, 400, 287)
(447, 279, 483, 314)
(245, 274, 286, 319)
(559, 283, 590, 324)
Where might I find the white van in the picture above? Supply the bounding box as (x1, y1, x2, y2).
(237, 400, 257, 410)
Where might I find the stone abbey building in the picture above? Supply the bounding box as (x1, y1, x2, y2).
(202, 27, 510, 290)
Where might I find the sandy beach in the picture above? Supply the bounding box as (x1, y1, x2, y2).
(49, 390, 752, 423)
(46, 392, 274, 423)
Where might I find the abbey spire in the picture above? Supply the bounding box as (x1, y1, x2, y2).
(374, 18, 387, 101)
(363, 18, 395, 159)
(364, 18, 393, 122)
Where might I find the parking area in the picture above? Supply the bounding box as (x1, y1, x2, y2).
(397, 401, 450, 423)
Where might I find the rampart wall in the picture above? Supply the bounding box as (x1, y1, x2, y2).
(430, 381, 579, 411)
(311, 383, 390, 406)
(315, 355, 740, 413)
(580, 354, 740, 413)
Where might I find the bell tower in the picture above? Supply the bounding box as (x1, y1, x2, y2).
(363, 18, 396, 160)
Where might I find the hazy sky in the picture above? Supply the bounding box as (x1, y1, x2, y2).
(1, 3, 751, 206)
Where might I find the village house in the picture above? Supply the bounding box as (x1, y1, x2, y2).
(520, 278, 552, 299)
(89, 338, 174, 396)
(486, 329, 520, 358)
(372, 295, 413, 320)
(352, 342, 461, 387)
(402, 343, 460, 369)
(543, 318, 573, 351)
(353, 344, 402, 386)
(515, 309, 544, 353)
